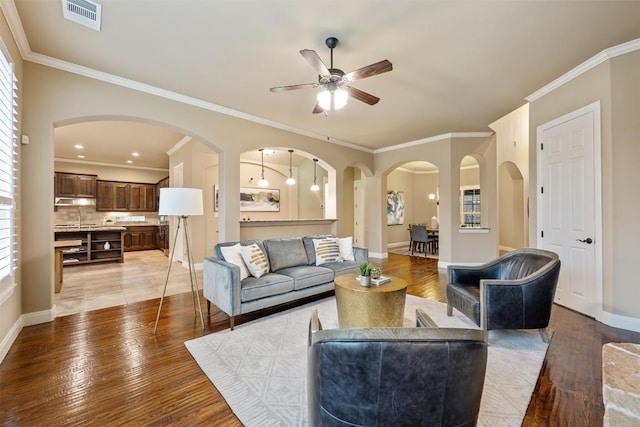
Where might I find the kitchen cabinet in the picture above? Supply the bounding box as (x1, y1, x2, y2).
(55, 172, 97, 198)
(128, 183, 156, 211)
(96, 181, 129, 211)
(54, 229, 124, 265)
(123, 226, 157, 251)
(96, 180, 156, 212)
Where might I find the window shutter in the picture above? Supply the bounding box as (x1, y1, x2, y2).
(0, 47, 17, 296)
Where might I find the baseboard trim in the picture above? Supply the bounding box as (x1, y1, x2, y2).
(23, 307, 56, 326)
(597, 309, 640, 333)
(368, 251, 388, 259)
(0, 316, 23, 364)
(387, 241, 410, 249)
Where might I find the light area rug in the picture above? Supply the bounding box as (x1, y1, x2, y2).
(185, 295, 550, 427)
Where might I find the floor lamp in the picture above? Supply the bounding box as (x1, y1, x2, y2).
(153, 187, 205, 334)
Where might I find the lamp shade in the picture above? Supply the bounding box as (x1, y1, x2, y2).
(158, 187, 204, 216)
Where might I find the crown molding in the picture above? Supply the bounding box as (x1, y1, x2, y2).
(374, 132, 493, 154)
(166, 135, 192, 156)
(526, 38, 640, 102)
(0, 1, 370, 153)
(54, 157, 169, 172)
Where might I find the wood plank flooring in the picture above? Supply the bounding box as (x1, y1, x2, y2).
(2, 253, 639, 425)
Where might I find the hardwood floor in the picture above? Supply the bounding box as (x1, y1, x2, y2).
(2, 253, 639, 425)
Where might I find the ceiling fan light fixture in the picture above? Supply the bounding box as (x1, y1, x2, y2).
(317, 88, 348, 111)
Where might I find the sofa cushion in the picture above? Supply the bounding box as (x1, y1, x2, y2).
(219, 243, 250, 281)
(313, 237, 342, 266)
(275, 265, 335, 291)
(241, 243, 270, 278)
(302, 234, 333, 266)
(264, 237, 309, 271)
(321, 260, 360, 276)
(338, 237, 355, 261)
(240, 273, 294, 302)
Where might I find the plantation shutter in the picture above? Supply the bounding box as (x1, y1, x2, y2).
(0, 47, 18, 297)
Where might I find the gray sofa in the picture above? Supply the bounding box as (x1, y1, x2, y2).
(203, 236, 368, 329)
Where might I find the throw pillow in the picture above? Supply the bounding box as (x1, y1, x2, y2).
(219, 243, 250, 281)
(313, 237, 343, 266)
(240, 243, 270, 278)
(338, 237, 355, 261)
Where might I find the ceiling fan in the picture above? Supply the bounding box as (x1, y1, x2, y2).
(269, 37, 393, 114)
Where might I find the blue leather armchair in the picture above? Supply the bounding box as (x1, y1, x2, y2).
(307, 310, 487, 427)
(446, 248, 561, 342)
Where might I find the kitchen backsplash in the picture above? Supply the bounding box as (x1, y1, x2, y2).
(55, 206, 160, 226)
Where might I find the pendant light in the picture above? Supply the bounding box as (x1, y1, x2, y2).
(310, 158, 320, 192)
(285, 149, 296, 185)
(258, 148, 269, 187)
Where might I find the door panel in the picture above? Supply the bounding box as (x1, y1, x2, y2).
(538, 104, 598, 317)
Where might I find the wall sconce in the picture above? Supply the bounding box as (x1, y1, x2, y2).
(310, 158, 320, 192)
(258, 148, 269, 187)
(285, 149, 296, 185)
(428, 193, 439, 205)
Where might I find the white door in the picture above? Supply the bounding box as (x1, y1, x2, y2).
(537, 102, 600, 317)
(354, 180, 365, 246)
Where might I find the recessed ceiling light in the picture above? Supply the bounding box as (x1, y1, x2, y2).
(132, 152, 140, 157)
(77, 155, 85, 159)
(74, 144, 83, 149)
(263, 149, 276, 156)
(127, 160, 133, 164)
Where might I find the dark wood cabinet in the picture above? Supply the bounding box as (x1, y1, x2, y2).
(96, 181, 129, 211)
(97, 181, 155, 212)
(122, 226, 157, 251)
(55, 173, 97, 198)
(128, 183, 156, 211)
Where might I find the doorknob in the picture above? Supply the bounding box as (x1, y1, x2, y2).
(576, 237, 593, 244)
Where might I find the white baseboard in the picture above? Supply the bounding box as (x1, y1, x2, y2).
(0, 306, 55, 363)
(597, 309, 640, 333)
(0, 316, 23, 364)
(387, 241, 410, 249)
(368, 251, 388, 259)
(23, 307, 56, 326)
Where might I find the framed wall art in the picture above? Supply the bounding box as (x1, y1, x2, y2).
(240, 187, 280, 212)
(386, 190, 405, 225)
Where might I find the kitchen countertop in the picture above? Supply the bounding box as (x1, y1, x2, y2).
(54, 226, 127, 232)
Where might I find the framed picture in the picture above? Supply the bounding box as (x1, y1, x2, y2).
(387, 190, 405, 225)
(213, 185, 219, 212)
(240, 187, 280, 212)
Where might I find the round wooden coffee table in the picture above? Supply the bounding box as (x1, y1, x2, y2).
(334, 272, 408, 328)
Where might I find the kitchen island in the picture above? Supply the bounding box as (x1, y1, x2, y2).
(54, 226, 126, 266)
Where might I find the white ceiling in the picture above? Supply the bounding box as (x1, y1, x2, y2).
(9, 0, 640, 170)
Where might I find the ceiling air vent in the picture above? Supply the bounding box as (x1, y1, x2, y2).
(61, 0, 101, 31)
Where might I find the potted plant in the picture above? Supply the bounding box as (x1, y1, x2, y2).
(358, 262, 374, 287)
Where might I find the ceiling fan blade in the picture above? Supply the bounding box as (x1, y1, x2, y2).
(345, 60, 393, 81)
(300, 49, 331, 77)
(347, 87, 380, 105)
(312, 103, 324, 114)
(270, 83, 318, 92)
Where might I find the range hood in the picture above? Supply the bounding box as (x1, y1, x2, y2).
(54, 197, 96, 207)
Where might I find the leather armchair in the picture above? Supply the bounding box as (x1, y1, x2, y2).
(446, 248, 560, 342)
(307, 309, 487, 427)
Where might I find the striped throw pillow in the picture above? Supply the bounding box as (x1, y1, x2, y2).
(240, 243, 270, 278)
(313, 238, 343, 266)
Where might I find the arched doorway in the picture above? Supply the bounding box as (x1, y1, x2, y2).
(498, 161, 525, 252)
